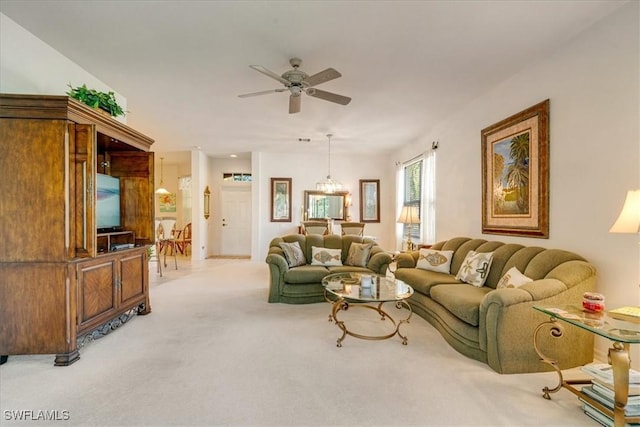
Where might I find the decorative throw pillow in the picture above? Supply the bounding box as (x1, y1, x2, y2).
(345, 242, 373, 267)
(496, 266, 533, 289)
(278, 241, 306, 267)
(416, 249, 454, 274)
(455, 251, 494, 287)
(311, 246, 343, 266)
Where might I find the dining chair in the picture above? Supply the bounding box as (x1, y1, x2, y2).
(149, 220, 163, 276)
(159, 219, 178, 270)
(175, 222, 192, 256)
(341, 222, 365, 236)
(302, 220, 329, 235)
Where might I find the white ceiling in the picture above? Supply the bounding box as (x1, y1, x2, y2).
(0, 0, 627, 160)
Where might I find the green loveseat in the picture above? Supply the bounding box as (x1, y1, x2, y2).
(266, 234, 392, 304)
(394, 237, 596, 374)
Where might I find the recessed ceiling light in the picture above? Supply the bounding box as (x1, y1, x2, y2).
(230, 154, 238, 158)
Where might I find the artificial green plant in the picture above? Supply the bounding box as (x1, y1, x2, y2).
(66, 84, 126, 117)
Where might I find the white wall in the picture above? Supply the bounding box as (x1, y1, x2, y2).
(395, 2, 640, 363)
(191, 150, 209, 260)
(0, 13, 127, 123)
(254, 151, 396, 260)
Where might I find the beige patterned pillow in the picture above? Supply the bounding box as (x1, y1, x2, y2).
(416, 249, 454, 273)
(496, 266, 533, 289)
(456, 251, 494, 287)
(278, 241, 306, 267)
(345, 243, 373, 267)
(311, 246, 343, 266)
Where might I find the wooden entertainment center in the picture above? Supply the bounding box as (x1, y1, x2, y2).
(0, 94, 155, 366)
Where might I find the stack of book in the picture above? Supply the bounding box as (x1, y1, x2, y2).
(608, 306, 640, 324)
(580, 363, 640, 426)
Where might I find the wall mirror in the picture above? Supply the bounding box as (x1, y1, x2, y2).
(304, 190, 349, 221)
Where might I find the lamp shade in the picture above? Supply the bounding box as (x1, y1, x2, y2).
(397, 205, 420, 224)
(610, 189, 640, 233)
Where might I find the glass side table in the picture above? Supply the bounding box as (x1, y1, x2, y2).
(533, 305, 640, 427)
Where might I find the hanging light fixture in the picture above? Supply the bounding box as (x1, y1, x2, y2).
(316, 134, 343, 193)
(155, 157, 170, 195)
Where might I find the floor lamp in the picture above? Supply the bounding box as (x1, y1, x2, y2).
(397, 205, 420, 251)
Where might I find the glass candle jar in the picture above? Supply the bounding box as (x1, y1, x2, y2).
(582, 292, 605, 312)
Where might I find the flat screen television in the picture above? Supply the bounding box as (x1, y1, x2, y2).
(96, 173, 122, 232)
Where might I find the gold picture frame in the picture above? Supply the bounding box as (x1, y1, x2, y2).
(359, 179, 380, 223)
(270, 177, 292, 222)
(481, 99, 549, 238)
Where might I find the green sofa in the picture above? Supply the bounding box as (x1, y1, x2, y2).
(266, 234, 392, 304)
(394, 237, 596, 374)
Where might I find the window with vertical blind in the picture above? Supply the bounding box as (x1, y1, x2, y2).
(403, 158, 422, 241)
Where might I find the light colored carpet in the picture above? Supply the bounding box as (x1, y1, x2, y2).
(0, 258, 598, 426)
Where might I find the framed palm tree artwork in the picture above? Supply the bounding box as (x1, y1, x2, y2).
(481, 99, 549, 238)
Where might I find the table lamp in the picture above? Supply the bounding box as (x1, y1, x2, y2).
(608, 189, 640, 319)
(397, 205, 420, 251)
(610, 189, 640, 233)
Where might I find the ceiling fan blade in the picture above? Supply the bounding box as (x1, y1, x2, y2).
(306, 88, 351, 105)
(249, 65, 290, 85)
(238, 88, 287, 98)
(303, 68, 341, 87)
(289, 94, 301, 114)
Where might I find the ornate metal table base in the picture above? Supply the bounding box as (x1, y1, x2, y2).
(328, 298, 412, 347)
(533, 318, 568, 399)
(534, 316, 635, 427)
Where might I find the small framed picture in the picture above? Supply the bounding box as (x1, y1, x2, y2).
(359, 179, 380, 223)
(270, 177, 292, 222)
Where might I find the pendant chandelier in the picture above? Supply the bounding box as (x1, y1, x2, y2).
(155, 157, 170, 195)
(316, 134, 343, 193)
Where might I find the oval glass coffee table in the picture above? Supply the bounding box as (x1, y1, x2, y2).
(322, 272, 414, 347)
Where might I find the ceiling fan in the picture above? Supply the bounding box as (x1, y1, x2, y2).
(238, 58, 351, 114)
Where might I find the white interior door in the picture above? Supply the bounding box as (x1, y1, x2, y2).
(220, 187, 251, 256)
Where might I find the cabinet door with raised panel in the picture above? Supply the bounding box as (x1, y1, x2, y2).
(118, 249, 147, 308)
(76, 257, 117, 335)
(0, 119, 68, 262)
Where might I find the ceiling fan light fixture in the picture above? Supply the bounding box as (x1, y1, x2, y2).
(238, 58, 351, 114)
(316, 134, 343, 193)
